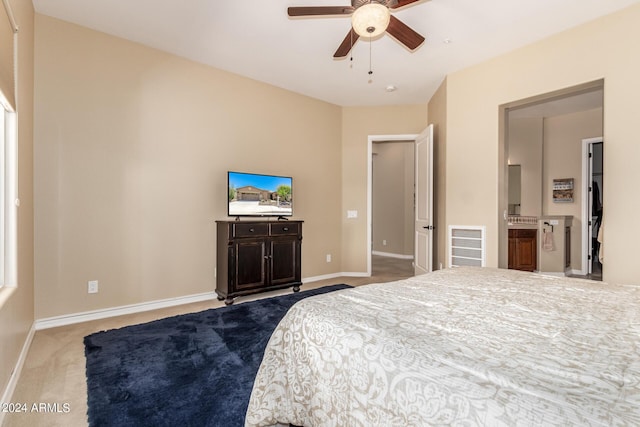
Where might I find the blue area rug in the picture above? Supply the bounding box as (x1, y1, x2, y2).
(84, 284, 351, 427)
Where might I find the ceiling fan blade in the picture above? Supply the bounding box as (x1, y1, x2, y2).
(334, 28, 359, 58)
(386, 15, 425, 50)
(288, 6, 354, 16)
(390, 0, 423, 9)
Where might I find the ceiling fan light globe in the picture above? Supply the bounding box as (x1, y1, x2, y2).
(351, 3, 390, 38)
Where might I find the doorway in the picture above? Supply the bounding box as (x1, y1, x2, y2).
(371, 140, 415, 263)
(499, 80, 604, 277)
(366, 128, 433, 277)
(583, 138, 603, 280)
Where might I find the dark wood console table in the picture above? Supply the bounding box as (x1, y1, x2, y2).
(215, 220, 303, 305)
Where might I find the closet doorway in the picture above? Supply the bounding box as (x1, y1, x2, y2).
(366, 127, 434, 277)
(583, 138, 603, 280)
(371, 140, 415, 272)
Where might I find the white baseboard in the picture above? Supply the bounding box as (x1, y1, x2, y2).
(303, 272, 344, 283)
(0, 324, 36, 425)
(303, 271, 370, 283)
(34, 272, 378, 330)
(34, 291, 217, 330)
(372, 251, 414, 260)
(340, 271, 370, 277)
(537, 271, 569, 277)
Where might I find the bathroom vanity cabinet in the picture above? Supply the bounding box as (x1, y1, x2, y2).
(508, 228, 537, 272)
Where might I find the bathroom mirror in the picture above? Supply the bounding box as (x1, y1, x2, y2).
(508, 165, 521, 215)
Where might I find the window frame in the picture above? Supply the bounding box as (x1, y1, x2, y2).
(0, 92, 17, 290)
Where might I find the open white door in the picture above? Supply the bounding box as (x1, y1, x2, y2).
(414, 125, 434, 275)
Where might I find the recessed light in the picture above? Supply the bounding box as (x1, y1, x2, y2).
(443, 38, 453, 44)
(385, 85, 397, 92)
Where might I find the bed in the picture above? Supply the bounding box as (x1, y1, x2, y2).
(244, 267, 640, 426)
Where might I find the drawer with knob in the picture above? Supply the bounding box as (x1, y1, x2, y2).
(232, 223, 269, 238)
(270, 222, 300, 236)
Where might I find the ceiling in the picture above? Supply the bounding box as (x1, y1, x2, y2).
(32, 0, 640, 107)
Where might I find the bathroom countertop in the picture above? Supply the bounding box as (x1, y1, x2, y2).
(508, 223, 538, 229)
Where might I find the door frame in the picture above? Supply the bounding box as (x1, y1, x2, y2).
(498, 79, 604, 269)
(581, 136, 603, 276)
(367, 134, 419, 276)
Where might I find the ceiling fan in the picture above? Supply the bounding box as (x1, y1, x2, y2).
(287, 0, 427, 58)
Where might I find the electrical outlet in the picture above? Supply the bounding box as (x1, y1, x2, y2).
(88, 280, 99, 294)
(326, 254, 332, 263)
(382, 239, 387, 246)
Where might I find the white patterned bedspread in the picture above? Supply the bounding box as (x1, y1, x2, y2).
(244, 267, 640, 426)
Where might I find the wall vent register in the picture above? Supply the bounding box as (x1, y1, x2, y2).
(449, 226, 486, 267)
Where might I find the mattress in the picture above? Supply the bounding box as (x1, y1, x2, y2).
(245, 267, 640, 426)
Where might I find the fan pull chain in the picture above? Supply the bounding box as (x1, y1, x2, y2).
(350, 29, 354, 68)
(368, 37, 373, 83)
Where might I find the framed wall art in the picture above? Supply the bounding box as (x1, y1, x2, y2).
(553, 178, 574, 203)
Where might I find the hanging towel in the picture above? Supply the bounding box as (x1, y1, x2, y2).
(542, 230, 555, 251)
(597, 224, 604, 263)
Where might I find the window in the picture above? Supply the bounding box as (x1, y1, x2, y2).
(0, 91, 17, 289)
(0, 0, 18, 296)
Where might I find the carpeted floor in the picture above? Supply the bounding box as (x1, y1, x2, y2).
(84, 284, 351, 427)
(4, 256, 411, 427)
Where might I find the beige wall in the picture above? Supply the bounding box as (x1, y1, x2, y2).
(543, 108, 603, 271)
(34, 15, 344, 319)
(0, 0, 35, 404)
(372, 142, 414, 256)
(401, 143, 415, 256)
(445, 3, 640, 284)
(341, 105, 428, 273)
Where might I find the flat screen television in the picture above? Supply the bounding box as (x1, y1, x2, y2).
(228, 171, 293, 218)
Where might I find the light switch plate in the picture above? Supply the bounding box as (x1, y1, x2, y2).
(88, 280, 99, 294)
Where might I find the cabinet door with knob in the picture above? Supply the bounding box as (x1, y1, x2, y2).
(233, 239, 268, 290)
(216, 220, 303, 305)
(508, 228, 537, 272)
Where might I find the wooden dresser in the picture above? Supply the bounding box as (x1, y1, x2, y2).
(215, 220, 303, 305)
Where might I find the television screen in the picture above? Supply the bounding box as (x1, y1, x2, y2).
(228, 171, 293, 217)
